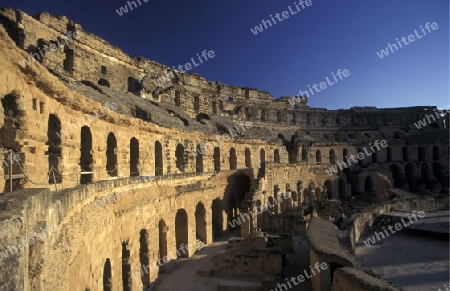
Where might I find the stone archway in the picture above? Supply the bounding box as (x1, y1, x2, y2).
(195, 202, 207, 243)
(175, 209, 189, 258)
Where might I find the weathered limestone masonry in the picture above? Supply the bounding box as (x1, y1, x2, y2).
(0, 7, 448, 291)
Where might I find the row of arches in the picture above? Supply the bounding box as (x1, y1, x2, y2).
(305, 145, 442, 165)
(102, 201, 223, 290)
(47, 115, 284, 184)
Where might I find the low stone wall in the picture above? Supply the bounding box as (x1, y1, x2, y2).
(348, 194, 449, 252)
(332, 267, 403, 291)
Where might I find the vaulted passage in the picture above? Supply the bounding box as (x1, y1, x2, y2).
(47, 114, 62, 184)
(421, 163, 431, 190)
(106, 133, 118, 177)
(158, 220, 168, 273)
(139, 230, 150, 287)
(390, 165, 401, 188)
(405, 163, 416, 191)
(226, 173, 251, 231)
(228, 194, 238, 228)
(338, 179, 346, 200)
(103, 259, 112, 291)
(364, 176, 374, 193)
(80, 126, 93, 184)
(211, 199, 223, 241)
(175, 209, 189, 258)
(155, 141, 163, 176)
(195, 202, 207, 243)
(121, 242, 132, 291)
(1, 94, 23, 191)
(130, 137, 139, 177)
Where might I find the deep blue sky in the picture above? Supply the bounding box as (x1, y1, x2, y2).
(3, 0, 449, 110)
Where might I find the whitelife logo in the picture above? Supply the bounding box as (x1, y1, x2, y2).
(376, 22, 439, 59)
(250, 0, 313, 35)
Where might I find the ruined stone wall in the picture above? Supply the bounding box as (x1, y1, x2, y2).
(2, 8, 446, 132)
(348, 195, 449, 252)
(332, 268, 404, 291)
(0, 8, 448, 291)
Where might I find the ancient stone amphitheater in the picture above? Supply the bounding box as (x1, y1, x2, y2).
(0, 8, 448, 291)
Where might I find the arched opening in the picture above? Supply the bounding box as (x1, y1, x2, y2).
(260, 149, 266, 166)
(245, 148, 251, 168)
(214, 147, 221, 172)
(211, 199, 223, 240)
(277, 111, 282, 122)
(158, 220, 168, 273)
(121, 242, 132, 291)
(80, 126, 93, 184)
(139, 230, 150, 287)
(343, 168, 356, 196)
(229, 148, 237, 169)
(364, 176, 374, 193)
(155, 141, 163, 176)
(402, 147, 409, 161)
(261, 109, 266, 121)
(418, 147, 425, 161)
(405, 163, 416, 191)
(390, 165, 401, 188)
(228, 194, 238, 228)
(329, 149, 336, 164)
(268, 196, 275, 213)
(175, 209, 189, 258)
(226, 174, 251, 231)
(315, 187, 322, 201)
(316, 149, 322, 163)
(387, 147, 393, 162)
(127, 77, 142, 95)
(342, 149, 348, 165)
(324, 180, 333, 199)
(338, 179, 346, 200)
(433, 146, 439, 160)
(195, 145, 204, 173)
(194, 96, 200, 113)
(302, 147, 308, 161)
(195, 202, 207, 243)
(1, 94, 23, 191)
(130, 137, 139, 177)
(433, 163, 442, 184)
(63, 47, 74, 74)
(212, 101, 217, 114)
(106, 133, 118, 177)
(421, 163, 432, 190)
(357, 148, 363, 166)
(98, 78, 110, 87)
(218, 100, 224, 110)
(372, 151, 377, 163)
(291, 191, 298, 208)
(175, 144, 185, 173)
(274, 149, 280, 163)
(47, 114, 62, 184)
(103, 259, 112, 291)
(303, 189, 310, 205)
